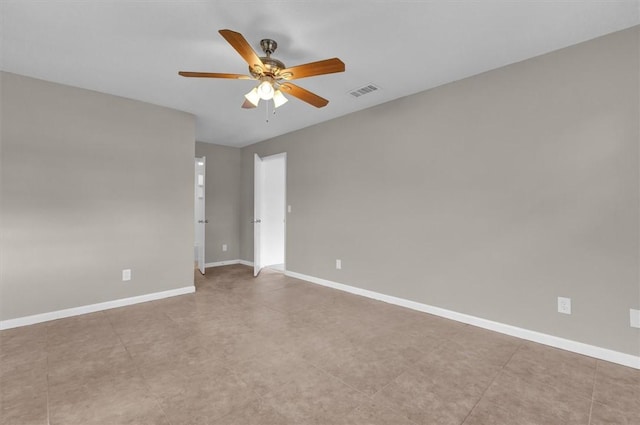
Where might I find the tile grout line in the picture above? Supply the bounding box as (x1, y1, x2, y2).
(103, 310, 175, 425)
(216, 367, 273, 422)
(161, 300, 281, 424)
(587, 360, 599, 425)
(45, 325, 51, 425)
(290, 315, 456, 423)
(457, 340, 523, 425)
(254, 327, 374, 411)
(359, 342, 446, 425)
(366, 373, 425, 425)
(293, 321, 435, 404)
(303, 361, 378, 420)
(503, 342, 600, 402)
(222, 348, 366, 423)
(369, 336, 450, 401)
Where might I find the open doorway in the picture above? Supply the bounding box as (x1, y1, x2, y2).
(253, 153, 286, 276)
(194, 157, 206, 275)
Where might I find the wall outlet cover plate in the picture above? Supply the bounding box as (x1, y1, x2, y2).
(558, 297, 571, 314)
(631, 309, 640, 328)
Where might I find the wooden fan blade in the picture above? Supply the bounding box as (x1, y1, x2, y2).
(279, 58, 345, 80)
(179, 71, 252, 79)
(219, 29, 265, 71)
(279, 83, 329, 108)
(241, 99, 257, 109)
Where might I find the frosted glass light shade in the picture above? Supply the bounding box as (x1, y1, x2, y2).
(258, 81, 274, 100)
(273, 90, 288, 108)
(244, 88, 260, 106)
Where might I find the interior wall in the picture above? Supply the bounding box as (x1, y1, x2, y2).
(240, 27, 640, 356)
(195, 142, 241, 264)
(0, 72, 195, 321)
(260, 154, 286, 268)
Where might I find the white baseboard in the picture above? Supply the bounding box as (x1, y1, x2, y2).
(205, 260, 240, 268)
(285, 270, 640, 370)
(204, 259, 254, 268)
(0, 286, 195, 330)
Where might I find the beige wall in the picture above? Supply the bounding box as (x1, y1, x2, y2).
(240, 27, 640, 355)
(0, 72, 195, 321)
(195, 142, 241, 263)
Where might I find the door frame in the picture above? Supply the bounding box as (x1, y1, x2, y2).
(195, 156, 206, 275)
(253, 154, 262, 276)
(254, 152, 287, 276)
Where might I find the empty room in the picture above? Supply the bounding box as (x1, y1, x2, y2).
(1, 1, 639, 424)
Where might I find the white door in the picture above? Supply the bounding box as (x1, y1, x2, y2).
(195, 157, 206, 275)
(260, 153, 286, 270)
(253, 154, 263, 276)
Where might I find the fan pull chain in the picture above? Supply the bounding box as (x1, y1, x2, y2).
(264, 100, 277, 123)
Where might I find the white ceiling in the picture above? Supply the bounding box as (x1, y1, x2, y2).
(2, 1, 638, 147)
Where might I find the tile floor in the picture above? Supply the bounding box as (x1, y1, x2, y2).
(1, 264, 638, 424)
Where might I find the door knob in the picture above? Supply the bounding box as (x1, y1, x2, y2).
(251, 219, 261, 223)
(198, 220, 209, 224)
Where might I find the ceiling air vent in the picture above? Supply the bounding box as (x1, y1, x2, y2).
(349, 84, 380, 98)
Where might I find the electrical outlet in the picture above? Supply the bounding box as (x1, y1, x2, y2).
(287, 205, 292, 213)
(222, 244, 228, 252)
(558, 297, 571, 314)
(122, 269, 131, 282)
(631, 309, 640, 328)
(336, 259, 342, 270)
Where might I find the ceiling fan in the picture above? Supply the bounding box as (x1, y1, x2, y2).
(179, 29, 345, 109)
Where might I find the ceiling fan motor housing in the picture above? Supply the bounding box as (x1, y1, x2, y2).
(260, 39, 277, 55)
(249, 39, 285, 78)
(251, 57, 286, 78)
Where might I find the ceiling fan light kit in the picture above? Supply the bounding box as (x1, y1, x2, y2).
(244, 87, 260, 107)
(179, 29, 345, 114)
(257, 78, 275, 100)
(272, 89, 288, 108)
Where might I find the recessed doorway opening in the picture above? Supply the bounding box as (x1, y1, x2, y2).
(253, 152, 286, 276)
